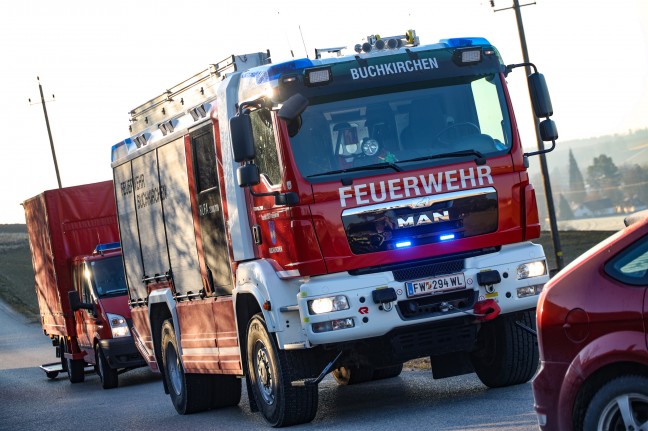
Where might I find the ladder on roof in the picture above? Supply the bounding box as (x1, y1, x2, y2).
(128, 52, 270, 134)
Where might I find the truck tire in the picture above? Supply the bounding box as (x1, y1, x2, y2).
(161, 319, 213, 414)
(63, 341, 85, 383)
(372, 363, 404, 381)
(582, 375, 648, 431)
(470, 309, 538, 388)
(246, 314, 318, 427)
(332, 366, 374, 385)
(97, 346, 118, 389)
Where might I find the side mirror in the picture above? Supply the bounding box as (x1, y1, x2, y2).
(237, 164, 260, 187)
(539, 119, 558, 142)
(528, 72, 553, 118)
(278, 94, 309, 121)
(275, 192, 299, 206)
(68, 291, 95, 315)
(230, 115, 256, 162)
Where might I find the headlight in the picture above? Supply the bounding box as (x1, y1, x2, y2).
(308, 295, 349, 315)
(517, 261, 547, 279)
(106, 313, 131, 338)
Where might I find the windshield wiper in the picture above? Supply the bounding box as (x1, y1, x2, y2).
(307, 161, 402, 179)
(398, 150, 486, 166)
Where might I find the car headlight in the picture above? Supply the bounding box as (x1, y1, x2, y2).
(106, 313, 131, 338)
(308, 295, 349, 315)
(517, 260, 547, 279)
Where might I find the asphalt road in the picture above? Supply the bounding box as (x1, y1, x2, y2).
(0, 300, 541, 431)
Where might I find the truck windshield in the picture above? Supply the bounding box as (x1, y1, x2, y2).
(89, 256, 128, 297)
(289, 74, 512, 180)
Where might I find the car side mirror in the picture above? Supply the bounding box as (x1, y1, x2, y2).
(230, 114, 256, 162)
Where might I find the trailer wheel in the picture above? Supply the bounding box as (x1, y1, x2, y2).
(372, 363, 404, 381)
(332, 366, 374, 385)
(63, 341, 85, 383)
(470, 309, 539, 388)
(97, 346, 118, 389)
(247, 314, 318, 427)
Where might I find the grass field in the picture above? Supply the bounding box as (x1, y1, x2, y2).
(0, 224, 617, 320)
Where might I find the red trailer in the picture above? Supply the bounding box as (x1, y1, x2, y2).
(23, 181, 145, 388)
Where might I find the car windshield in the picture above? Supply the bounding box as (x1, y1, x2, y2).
(89, 256, 128, 297)
(289, 74, 512, 181)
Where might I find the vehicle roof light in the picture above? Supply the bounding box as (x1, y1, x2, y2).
(305, 68, 331, 86)
(440, 37, 491, 48)
(461, 50, 481, 63)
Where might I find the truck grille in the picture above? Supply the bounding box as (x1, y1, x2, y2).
(397, 289, 477, 320)
(392, 259, 464, 282)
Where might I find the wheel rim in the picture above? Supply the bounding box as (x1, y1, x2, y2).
(166, 343, 183, 396)
(598, 392, 648, 431)
(253, 340, 275, 405)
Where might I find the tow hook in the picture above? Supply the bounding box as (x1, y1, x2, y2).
(372, 287, 397, 312)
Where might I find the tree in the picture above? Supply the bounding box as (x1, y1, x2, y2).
(558, 194, 574, 220)
(586, 154, 622, 204)
(568, 149, 587, 205)
(621, 164, 648, 206)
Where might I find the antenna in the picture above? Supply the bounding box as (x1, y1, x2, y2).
(299, 25, 309, 59)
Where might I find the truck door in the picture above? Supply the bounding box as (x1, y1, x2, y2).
(72, 262, 99, 361)
(191, 126, 232, 295)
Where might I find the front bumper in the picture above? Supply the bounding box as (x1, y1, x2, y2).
(98, 336, 146, 369)
(298, 241, 548, 345)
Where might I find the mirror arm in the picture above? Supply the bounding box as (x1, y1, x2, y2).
(524, 138, 556, 158)
(505, 62, 537, 76)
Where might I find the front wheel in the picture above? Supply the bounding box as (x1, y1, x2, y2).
(583, 375, 648, 431)
(97, 346, 118, 389)
(470, 310, 538, 388)
(247, 314, 318, 427)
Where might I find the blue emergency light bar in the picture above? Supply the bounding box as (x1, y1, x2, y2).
(95, 242, 121, 253)
(439, 37, 491, 48)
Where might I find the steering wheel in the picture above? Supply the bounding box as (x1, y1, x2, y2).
(436, 122, 481, 146)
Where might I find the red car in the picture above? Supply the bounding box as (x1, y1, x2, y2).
(533, 211, 648, 430)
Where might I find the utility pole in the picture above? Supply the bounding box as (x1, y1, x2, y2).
(492, 0, 564, 272)
(29, 77, 62, 189)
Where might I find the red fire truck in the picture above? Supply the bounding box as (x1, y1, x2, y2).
(111, 31, 557, 426)
(23, 181, 145, 389)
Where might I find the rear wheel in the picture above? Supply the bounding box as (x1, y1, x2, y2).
(63, 341, 85, 383)
(161, 319, 240, 414)
(583, 375, 648, 431)
(97, 346, 118, 389)
(247, 314, 318, 427)
(470, 310, 538, 388)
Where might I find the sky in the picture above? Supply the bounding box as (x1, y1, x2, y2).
(1, 0, 647, 223)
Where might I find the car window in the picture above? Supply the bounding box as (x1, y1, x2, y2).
(604, 235, 648, 286)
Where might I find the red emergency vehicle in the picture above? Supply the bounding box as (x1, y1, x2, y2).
(23, 181, 145, 389)
(111, 31, 557, 425)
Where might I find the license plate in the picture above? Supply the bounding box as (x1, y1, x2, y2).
(405, 273, 466, 298)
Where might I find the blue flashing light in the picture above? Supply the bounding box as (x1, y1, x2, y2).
(439, 234, 456, 241)
(440, 37, 491, 48)
(264, 58, 314, 81)
(396, 240, 412, 248)
(95, 242, 121, 253)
